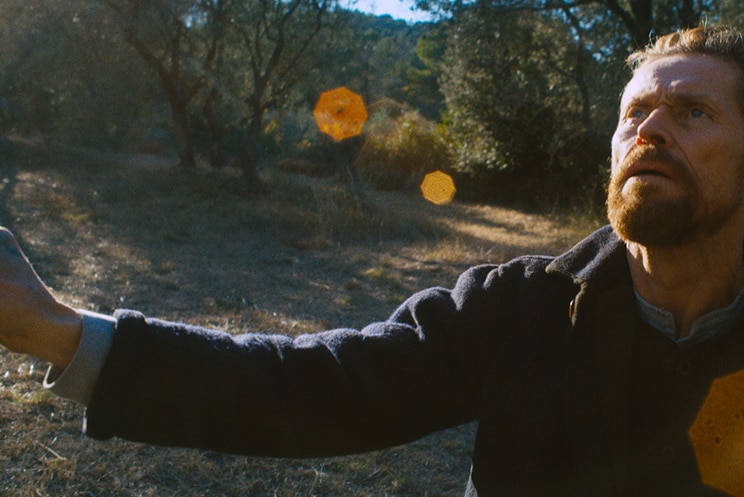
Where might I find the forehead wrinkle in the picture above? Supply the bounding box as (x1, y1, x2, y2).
(622, 69, 727, 112)
(629, 54, 742, 103)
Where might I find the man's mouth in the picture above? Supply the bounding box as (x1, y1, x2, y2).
(623, 157, 679, 183)
(631, 168, 671, 178)
(612, 145, 696, 194)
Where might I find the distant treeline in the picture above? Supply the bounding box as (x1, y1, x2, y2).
(0, 0, 741, 208)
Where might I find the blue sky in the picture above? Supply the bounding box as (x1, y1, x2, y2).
(350, 0, 435, 22)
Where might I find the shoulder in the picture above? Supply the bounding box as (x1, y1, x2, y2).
(451, 255, 559, 300)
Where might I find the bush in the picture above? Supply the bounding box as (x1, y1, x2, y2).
(355, 104, 453, 191)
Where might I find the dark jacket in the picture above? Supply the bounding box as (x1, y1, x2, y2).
(84, 226, 744, 496)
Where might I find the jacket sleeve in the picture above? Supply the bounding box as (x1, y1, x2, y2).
(83, 274, 494, 458)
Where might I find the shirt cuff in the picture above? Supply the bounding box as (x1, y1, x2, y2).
(43, 310, 116, 405)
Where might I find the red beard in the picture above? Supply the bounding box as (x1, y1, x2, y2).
(607, 145, 699, 247)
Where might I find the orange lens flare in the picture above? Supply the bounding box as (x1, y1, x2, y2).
(313, 87, 368, 141)
(420, 171, 456, 205)
(689, 369, 744, 496)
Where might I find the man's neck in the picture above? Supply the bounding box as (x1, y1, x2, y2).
(627, 235, 744, 338)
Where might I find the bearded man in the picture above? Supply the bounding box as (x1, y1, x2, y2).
(2, 25, 744, 497)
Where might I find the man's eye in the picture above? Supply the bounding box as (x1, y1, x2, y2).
(690, 108, 706, 118)
(628, 108, 646, 120)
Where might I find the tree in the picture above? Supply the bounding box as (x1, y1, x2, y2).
(440, 5, 619, 205)
(423, 0, 721, 205)
(402, 24, 448, 120)
(715, 0, 744, 28)
(421, 0, 719, 48)
(101, 0, 218, 169)
(264, 10, 433, 179)
(222, 0, 336, 174)
(99, 0, 337, 179)
(0, 0, 155, 145)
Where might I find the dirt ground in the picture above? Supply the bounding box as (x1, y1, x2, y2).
(0, 140, 601, 496)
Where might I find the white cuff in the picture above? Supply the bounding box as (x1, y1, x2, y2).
(44, 310, 116, 405)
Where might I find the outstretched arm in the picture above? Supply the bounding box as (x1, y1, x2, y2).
(0, 228, 82, 369)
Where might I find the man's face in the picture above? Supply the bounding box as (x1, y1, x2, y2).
(608, 54, 744, 247)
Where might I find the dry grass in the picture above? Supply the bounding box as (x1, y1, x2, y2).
(0, 140, 602, 496)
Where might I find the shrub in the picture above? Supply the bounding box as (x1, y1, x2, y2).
(355, 105, 453, 191)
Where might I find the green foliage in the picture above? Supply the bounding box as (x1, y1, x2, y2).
(402, 25, 448, 119)
(354, 100, 452, 191)
(439, 6, 621, 206)
(0, 0, 158, 147)
(0, 0, 728, 210)
(428, 0, 719, 47)
(715, 0, 744, 29)
(301, 11, 432, 109)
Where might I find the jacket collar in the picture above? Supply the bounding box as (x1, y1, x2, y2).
(545, 225, 630, 290)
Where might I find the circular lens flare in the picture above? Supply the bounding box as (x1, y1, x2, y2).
(313, 87, 368, 141)
(420, 171, 456, 205)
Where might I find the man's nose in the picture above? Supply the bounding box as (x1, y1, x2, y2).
(636, 108, 672, 147)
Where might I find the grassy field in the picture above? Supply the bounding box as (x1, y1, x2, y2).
(0, 140, 603, 496)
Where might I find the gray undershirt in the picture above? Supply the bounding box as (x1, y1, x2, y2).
(635, 286, 744, 345)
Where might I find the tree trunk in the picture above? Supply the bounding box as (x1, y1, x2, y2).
(122, 27, 197, 169)
(202, 88, 224, 168)
(238, 94, 266, 183)
(238, 118, 262, 187)
(169, 91, 196, 169)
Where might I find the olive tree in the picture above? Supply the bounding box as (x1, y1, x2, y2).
(440, 5, 618, 205)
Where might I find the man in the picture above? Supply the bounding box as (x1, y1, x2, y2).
(1, 25, 744, 496)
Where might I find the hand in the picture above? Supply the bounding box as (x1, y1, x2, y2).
(0, 228, 82, 369)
